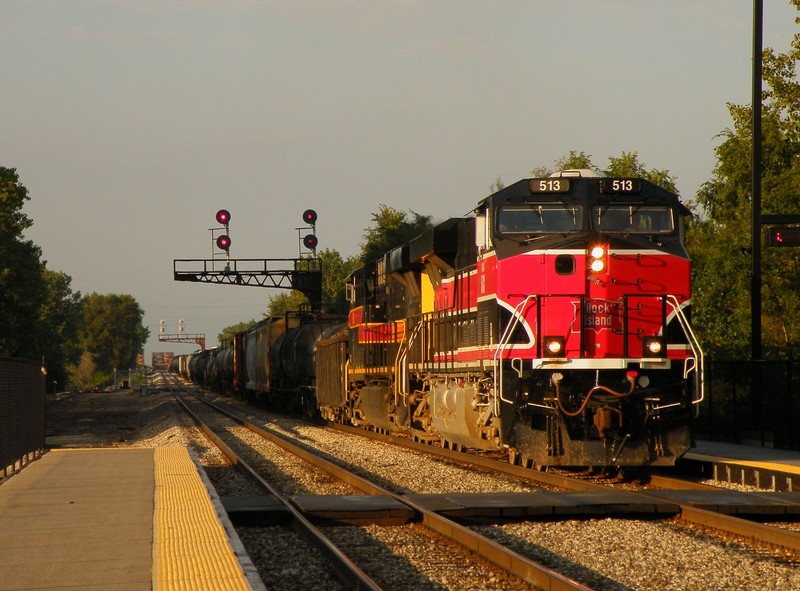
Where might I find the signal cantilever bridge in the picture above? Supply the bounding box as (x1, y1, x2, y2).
(173, 257, 322, 311)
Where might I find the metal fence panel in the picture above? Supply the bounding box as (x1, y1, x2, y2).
(0, 357, 45, 479)
(694, 360, 800, 451)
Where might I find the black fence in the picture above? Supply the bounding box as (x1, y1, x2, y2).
(695, 360, 800, 450)
(0, 357, 45, 480)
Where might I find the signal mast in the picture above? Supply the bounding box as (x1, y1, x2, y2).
(173, 209, 323, 311)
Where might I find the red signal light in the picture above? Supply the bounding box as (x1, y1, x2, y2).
(216, 234, 231, 251)
(303, 234, 318, 250)
(302, 209, 317, 225)
(768, 226, 800, 247)
(216, 209, 231, 226)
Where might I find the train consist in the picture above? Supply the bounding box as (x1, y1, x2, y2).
(175, 171, 703, 468)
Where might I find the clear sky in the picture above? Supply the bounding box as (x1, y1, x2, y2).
(3, 1, 798, 362)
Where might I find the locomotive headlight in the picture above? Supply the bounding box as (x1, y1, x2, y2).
(589, 245, 607, 273)
(643, 336, 665, 358)
(543, 336, 565, 357)
(590, 246, 605, 259)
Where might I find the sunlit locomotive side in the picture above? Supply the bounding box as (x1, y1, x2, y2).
(317, 172, 703, 467)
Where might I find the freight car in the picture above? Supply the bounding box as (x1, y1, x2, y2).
(176, 311, 344, 414)
(316, 171, 703, 468)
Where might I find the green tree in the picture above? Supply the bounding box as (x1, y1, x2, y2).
(606, 152, 679, 194)
(0, 167, 48, 359)
(39, 270, 83, 389)
(266, 290, 311, 316)
(218, 319, 257, 345)
(531, 151, 679, 192)
(531, 150, 599, 178)
(80, 293, 149, 372)
(258, 247, 360, 317)
(67, 352, 96, 392)
(360, 204, 433, 263)
(692, 1, 800, 358)
(319, 248, 360, 312)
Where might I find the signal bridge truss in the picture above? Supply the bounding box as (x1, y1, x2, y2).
(173, 257, 322, 311)
(159, 333, 206, 350)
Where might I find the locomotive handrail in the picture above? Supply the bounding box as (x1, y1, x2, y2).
(666, 295, 705, 407)
(394, 318, 423, 404)
(493, 295, 536, 415)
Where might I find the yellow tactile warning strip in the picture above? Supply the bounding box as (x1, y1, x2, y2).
(153, 447, 251, 590)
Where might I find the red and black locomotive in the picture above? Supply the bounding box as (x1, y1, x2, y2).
(316, 171, 703, 467)
(176, 171, 702, 468)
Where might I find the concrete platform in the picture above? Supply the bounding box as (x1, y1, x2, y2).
(685, 440, 800, 491)
(0, 447, 263, 591)
(689, 440, 800, 472)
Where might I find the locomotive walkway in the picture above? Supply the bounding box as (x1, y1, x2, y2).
(0, 447, 262, 591)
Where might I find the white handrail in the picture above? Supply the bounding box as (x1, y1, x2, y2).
(666, 295, 704, 406)
(492, 296, 536, 415)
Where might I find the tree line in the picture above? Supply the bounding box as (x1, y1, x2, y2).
(0, 166, 148, 391)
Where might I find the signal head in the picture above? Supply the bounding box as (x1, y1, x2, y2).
(216, 209, 231, 226)
(216, 234, 232, 251)
(302, 209, 317, 225)
(768, 226, 800, 247)
(303, 234, 318, 251)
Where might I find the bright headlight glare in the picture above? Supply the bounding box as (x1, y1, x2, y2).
(648, 340, 663, 354)
(547, 340, 562, 354)
(590, 259, 605, 273)
(590, 246, 605, 259)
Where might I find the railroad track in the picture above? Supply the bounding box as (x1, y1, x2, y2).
(161, 374, 591, 591)
(323, 422, 800, 556)
(156, 374, 800, 589)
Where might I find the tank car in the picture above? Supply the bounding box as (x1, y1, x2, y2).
(216, 312, 344, 411)
(317, 171, 703, 467)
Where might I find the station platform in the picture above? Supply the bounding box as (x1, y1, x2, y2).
(0, 447, 264, 591)
(685, 440, 800, 491)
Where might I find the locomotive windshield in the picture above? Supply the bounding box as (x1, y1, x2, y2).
(497, 202, 583, 235)
(592, 205, 674, 234)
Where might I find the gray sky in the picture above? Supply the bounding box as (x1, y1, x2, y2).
(3, 1, 798, 362)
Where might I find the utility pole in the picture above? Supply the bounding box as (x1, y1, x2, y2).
(751, 0, 763, 361)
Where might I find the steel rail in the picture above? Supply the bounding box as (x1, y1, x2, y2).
(643, 472, 800, 551)
(182, 386, 596, 591)
(326, 423, 800, 555)
(164, 379, 382, 591)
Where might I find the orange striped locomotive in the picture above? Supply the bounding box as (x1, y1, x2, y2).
(317, 171, 703, 467)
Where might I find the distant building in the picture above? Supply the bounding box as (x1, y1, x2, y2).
(152, 352, 174, 371)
